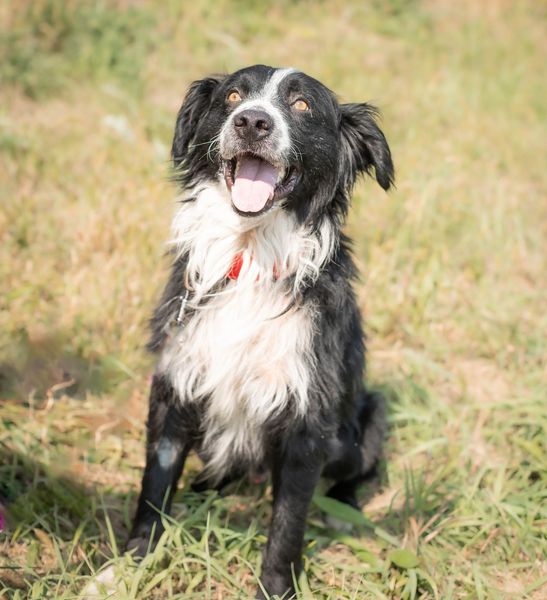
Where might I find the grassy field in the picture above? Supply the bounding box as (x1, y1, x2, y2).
(1, 0, 546, 598)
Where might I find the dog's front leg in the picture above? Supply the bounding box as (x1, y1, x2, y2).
(127, 374, 191, 557)
(258, 436, 323, 599)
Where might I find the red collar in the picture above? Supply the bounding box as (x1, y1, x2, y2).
(227, 253, 280, 281)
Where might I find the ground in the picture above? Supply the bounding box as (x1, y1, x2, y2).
(0, 1, 546, 598)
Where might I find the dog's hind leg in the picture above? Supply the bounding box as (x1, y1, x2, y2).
(323, 389, 386, 508)
(191, 462, 268, 493)
(126, 374, 193, 557)
(191, 469, 242, 493)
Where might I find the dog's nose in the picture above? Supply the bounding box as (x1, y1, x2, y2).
(233, 109, 274, 142)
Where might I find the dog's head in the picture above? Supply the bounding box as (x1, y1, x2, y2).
(172, 65, 394, 223)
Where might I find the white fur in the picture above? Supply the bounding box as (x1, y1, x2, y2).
(80, 565, 118, 599)
(156, 437, 180, 469)
(159, 183, 336, 478)
(168, 182, 336, 304)
(219, 68, 296, 161)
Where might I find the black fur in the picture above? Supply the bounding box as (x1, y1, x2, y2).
(128, 65, 393, 599)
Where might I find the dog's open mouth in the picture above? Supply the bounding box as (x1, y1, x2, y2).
(223, 153, 299, 216)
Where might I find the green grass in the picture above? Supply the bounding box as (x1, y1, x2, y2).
(1, 0, 546, 598)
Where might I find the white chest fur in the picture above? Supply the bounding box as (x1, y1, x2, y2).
(157, 183, 335, 477)
(159, 279, 314, 476)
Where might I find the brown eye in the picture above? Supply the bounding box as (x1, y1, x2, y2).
(292, 99, 310, 112)
(227, 90, 241, 103)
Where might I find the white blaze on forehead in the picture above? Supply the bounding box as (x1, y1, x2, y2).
(220, 67, 298, 160)
(259, 67, 297, 102)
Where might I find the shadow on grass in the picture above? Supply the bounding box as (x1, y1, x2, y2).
(0, 442, 268, 591)
(0, 443, 133, 589)
(0, 379, 447, 594)
(365, 380, 457, 541)
(0, 327, 136, 402)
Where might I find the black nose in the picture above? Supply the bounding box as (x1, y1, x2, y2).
(233, 109, 274, 142)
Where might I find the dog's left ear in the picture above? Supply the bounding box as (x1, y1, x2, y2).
(340, 103, 394, 191)
(172, 76, 223, 167)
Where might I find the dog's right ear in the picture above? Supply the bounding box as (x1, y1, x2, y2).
(172, 76, 223, 167)
(340, 103, 394, 191)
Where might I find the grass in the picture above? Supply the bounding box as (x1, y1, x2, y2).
(0, 0, 546, 598)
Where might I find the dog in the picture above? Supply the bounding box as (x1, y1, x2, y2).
(127, 65, 394, 599)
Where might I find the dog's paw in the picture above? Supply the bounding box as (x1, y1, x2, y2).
(125, 534, 154, 558)
(324, 515, 354, 532)
(256, 572, 296, 600)
(80, 565, 119, 599)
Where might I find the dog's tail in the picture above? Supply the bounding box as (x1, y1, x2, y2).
(358, 388, 387, 478)
(325, 388, 387, 509)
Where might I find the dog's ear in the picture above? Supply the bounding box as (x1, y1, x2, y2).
(172, 76, 223, 167)
(340, 103, 394, 191)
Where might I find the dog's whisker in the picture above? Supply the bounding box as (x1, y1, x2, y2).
(188, 135, 221, 149)
(206, 139, 220, 162)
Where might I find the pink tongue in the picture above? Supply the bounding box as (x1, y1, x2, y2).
(231, 156, 277, 213)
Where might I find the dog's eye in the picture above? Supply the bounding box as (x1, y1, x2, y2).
(292, 99, 310, 112)
(227, 90, 242, 103)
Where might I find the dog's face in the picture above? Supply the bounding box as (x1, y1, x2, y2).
(173, 65, 393, 222)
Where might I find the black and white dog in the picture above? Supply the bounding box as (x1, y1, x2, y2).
(128, 65, 394, 598)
